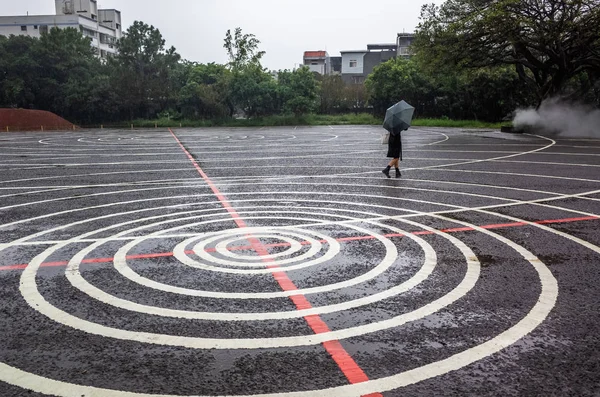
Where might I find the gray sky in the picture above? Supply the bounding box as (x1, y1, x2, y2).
(1, 0, 442, 70)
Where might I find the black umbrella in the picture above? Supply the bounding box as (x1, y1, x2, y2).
(383, 100, 415, 136)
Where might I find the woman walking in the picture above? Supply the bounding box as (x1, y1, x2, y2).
(382, 128, 402, 178)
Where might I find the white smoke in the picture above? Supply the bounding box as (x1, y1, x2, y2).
(513, 99, 600, 138)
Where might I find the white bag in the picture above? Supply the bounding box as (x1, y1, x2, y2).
(381, 132, 390, 144)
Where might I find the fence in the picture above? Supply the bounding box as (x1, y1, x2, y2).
(1, 125, 79, 132)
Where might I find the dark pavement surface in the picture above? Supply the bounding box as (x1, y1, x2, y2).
(0, 126, 599, 396)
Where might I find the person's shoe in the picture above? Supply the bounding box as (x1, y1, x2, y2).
(382, 167, 391, 178)
(395, 168, 401, 178)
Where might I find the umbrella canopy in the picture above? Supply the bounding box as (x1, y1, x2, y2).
(383, 100, 415, 135)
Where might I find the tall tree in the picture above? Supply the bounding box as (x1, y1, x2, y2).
(112, 21, 181, 119)
(0, 35, 40, 108)
(415, 0, 600, 105)
(35, 27, 104, 122)
(223, 28, 276, 117)
(223, 28, 265, 71)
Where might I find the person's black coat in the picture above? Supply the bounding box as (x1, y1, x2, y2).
(387, 132, 402, 160)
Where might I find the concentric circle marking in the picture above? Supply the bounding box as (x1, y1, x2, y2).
(186, 228, 333, 270)
(63, 221, 434, 321)
(118, 219, 393, 293)
(11, 213, 565, 397)
(2, 128, 597, 396)
(22, 216, 472, 349)
(212, 233, 304, 261)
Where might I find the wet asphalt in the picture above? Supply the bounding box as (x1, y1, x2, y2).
(0, 126, 599, 396)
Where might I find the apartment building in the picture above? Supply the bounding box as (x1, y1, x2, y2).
(0, 0, 123, 58)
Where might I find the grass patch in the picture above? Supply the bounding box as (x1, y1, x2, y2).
(412, 118, 505, 129)
(92, 114, 506, 129)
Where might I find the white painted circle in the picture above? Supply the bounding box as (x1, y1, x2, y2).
(63, 221, 436, 321)
(118, 220, 392, 294)
(12, 213, 564, 397)
(187, 228, 329, 269)
(212, 233, 304, 261)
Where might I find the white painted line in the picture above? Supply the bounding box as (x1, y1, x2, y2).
(18, 218, 466, 349)
(6, 212, 566, 396)
(0, 126, 597, 397)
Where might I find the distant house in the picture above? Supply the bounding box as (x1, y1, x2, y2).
(397, 33, 416, 58)
(341, 43, 397, 85)
(303, 51, 331, 75)
(301, 32, 415, 83)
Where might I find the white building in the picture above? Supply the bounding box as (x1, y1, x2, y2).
(0, 0, 122, 58)
(397, 33, 415, 58)
(303, 51, 331, 75)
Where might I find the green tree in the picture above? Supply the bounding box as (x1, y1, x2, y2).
(222, 28, 278, 117)
(367, 56, 535, 121)
(230, 65, 279, 118)
(178, 62, 231, 119)
(223, 28, 265, 71)
(366, 58, 435, 117)
(0, 35, 40, 108)
(278, 67, 319, 116)
(415, 0, 600, 105)
(319, 74, 351, 114)
(111, 21, 181, 119)
(346, 83, 369, 114)
(62, 62, 121, 124)
(433, 67, 535, 121)
(0, 28, 113, 123)
(35, 27, 111, 123)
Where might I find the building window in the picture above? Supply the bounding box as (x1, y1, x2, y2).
(80, 26, 97, 38)
(99, 33, 116, 46)
(311, 62, 318, 65)
(21, 25, 27, 31)
(40, 25, 48, 34)
(349, 60, 357, 68)
(33, 25, 38, 29)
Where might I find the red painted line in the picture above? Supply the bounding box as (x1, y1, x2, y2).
(169, 128, 248, 229)
(3, 260, 69, 271)
(537, 216, 598, 224)
(337, 235, 386, 243)
(2, 216, 599, 272)
(167, 128, 382, 395)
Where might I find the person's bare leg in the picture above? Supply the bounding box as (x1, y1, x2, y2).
(383, 159, 394, 178)
(393, 158, 401, 178)
(384, 158, 400, 179)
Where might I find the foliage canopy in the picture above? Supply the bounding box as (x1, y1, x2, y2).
(414, 0, 600, 104)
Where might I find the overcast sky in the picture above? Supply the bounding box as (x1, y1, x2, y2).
(1, 0, 442, 70)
